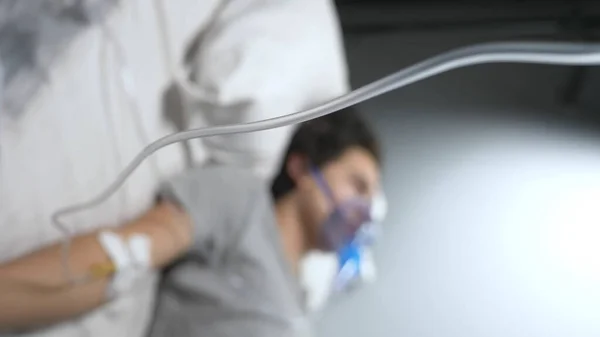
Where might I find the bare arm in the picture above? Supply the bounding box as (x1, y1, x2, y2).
(0, 201, 192, 332)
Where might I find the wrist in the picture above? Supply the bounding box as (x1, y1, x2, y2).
(118, 202, 192, 268)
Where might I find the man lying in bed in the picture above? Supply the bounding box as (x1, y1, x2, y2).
(149, 108, 382, 337)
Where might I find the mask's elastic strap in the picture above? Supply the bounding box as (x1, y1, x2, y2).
(310, 166, 336, 206)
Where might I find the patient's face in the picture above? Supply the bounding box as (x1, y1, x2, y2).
(296, 147, 380, 251)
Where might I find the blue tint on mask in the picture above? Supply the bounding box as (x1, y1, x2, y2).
(310, 167, 371, 252)
(332, 240, 363, 293)
(311, 167, 377, 294)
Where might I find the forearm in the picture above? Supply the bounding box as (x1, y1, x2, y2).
(0, 233, 110, 332)
(0, 202, 191, 332)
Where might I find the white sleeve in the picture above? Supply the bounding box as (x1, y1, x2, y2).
(178, 0, 350, 179)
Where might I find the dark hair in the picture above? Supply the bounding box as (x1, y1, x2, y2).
(271, 107, 381, 200)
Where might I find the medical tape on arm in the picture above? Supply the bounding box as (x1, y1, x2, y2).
(97, 231, 151, 298)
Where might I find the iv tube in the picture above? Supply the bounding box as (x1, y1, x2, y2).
(52, 41, 600, 283)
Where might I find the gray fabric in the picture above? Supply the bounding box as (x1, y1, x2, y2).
(150, 166, 311, 337)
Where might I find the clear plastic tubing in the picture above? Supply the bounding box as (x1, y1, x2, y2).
(53, 41, 600, 283)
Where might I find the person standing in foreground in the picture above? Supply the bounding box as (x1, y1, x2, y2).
(149, 107, 382, 337)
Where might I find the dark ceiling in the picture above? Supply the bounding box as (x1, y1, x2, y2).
(334, 0, 600, 38)
(333, 0, 600, 112)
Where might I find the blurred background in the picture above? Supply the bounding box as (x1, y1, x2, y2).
(319, 1, 600, 337)
(1, 1, 600, 336)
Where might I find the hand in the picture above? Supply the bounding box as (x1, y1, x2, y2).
(146, 201, 193, 248)
(119, 201, 193, 269)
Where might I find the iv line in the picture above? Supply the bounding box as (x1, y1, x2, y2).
(53, 41, 600, 284)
